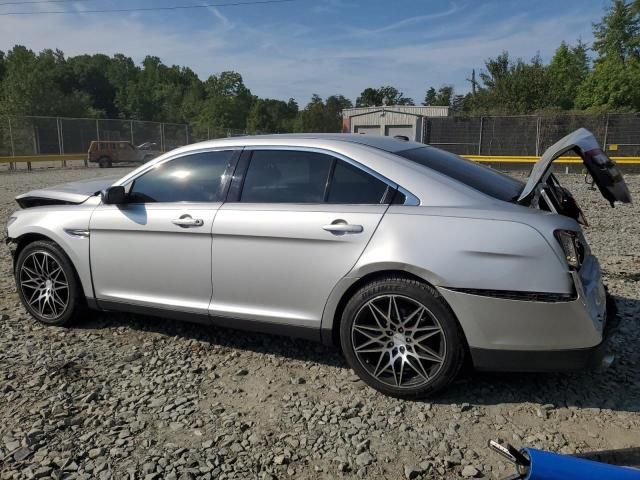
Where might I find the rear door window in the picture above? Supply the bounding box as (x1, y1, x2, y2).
(327, 160, 388, 204)
(241, 150, 333, 203)
(238, 149, 393, 205)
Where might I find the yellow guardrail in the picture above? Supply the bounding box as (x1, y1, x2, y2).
(1, 153, 640, 166)
(0, 154, 87, 164)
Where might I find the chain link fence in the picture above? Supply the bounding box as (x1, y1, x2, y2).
(0, 116, 252, 170)
(425, 112, 640, 157)
(4, 112, 639, 170)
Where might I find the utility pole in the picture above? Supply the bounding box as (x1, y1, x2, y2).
(466, 69, 478, 96)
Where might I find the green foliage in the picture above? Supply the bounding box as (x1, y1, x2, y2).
(469, 52, 549, 114)
(440, 0, 639, 116)
(576, 55, 640, 110)
(356, 86, 414, 107)
(0, 46, 92, 117)
(423, 85, 453, 106)
(546, 41, 590, 109)
(1, 0, 639, 130)
(247, 98, 298, 133)
(576, 0, 640, 111)
(0, 51, 5, 85)
(0, 45, 355, 134)
(294, 94, 352, 133)
(593, 0, 640, 59)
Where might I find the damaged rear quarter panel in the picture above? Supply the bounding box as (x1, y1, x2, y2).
(350, 205, 574, 294)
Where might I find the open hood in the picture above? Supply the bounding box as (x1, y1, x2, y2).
(518, 128, 632, 207)
(15, 176, 119, 208)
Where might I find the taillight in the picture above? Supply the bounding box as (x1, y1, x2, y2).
(554, 230, 584, 270)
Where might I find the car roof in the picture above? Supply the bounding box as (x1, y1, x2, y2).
(200, 133, 424, 153)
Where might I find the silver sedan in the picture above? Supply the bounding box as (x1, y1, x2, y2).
(5, 130, 630, 398)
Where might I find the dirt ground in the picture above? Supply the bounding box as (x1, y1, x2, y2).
(0, 166, 638, 479)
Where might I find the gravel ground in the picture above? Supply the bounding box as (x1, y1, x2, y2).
(0, 167, 639, 480)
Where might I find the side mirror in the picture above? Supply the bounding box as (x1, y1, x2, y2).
(102, 186, 127, 205)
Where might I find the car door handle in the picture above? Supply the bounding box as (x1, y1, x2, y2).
(322, 223, 363, 234)
(172, 215, 204, 228)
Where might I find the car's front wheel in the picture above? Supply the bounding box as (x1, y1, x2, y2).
(340, 276, 465, 398)
(15, 240, 86, 326)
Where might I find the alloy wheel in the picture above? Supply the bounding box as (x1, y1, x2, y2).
(351, 294, 446, 388)
(19, 251, 69, 320)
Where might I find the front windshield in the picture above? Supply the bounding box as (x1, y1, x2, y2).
(396, 146, 525, 202)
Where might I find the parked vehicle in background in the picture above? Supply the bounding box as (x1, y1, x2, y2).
(88, 141, 161, 168)
(6, 130, 630, 398)
(136, 142, 162, 161)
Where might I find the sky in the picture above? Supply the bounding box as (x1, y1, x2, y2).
(0, 0, 612, 105)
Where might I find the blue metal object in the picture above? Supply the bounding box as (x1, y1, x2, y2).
(489, 440, 640, 480)
(524, 448, 640, 480)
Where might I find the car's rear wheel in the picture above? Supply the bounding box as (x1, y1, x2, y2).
(15, 240, 85, 326)
(98, 156, 112, 168)
(340, 276, 465, 398)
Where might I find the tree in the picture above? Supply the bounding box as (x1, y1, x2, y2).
(293, 94, 352, 133)
(247, 98, 298, 133)
(67, 54, 120, 118)
(356, 86, 413, 107)
(0, 46, 91, 117)
(324, 94, 353, 132)
(423, 87, 437, 106)
(196, 71, 254, 132)
(593, 0, 640, 60)
(576, 55, 640, 110)
(423, 85, 453, 106)
(451, 93, 470, 113)
(472, 52, 549, 113)
(546, 41, 590, 109)
(577, 0, 640, 110)
(0, 51, 5, 85)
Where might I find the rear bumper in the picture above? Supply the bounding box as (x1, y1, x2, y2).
(439, 255, 620, 372)
(469, 294, 619, 371)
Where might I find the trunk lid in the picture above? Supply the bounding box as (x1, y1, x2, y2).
(518, 128, 632, 207)
(15, 176, 118, 208)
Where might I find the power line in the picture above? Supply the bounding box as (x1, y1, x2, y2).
(0, 0, 93, 6)
(0, 0, 297, 15)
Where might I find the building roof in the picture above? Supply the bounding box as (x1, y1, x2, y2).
(342, 105, 449, 118)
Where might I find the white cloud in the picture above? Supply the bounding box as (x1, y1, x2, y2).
(0, 3, 600, 105)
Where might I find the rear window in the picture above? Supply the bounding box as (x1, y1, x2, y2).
(396, 146, 524, 202)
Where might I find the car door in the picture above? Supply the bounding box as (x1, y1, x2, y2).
(90, 149, 238, 315)
(210, 147, 395, 331)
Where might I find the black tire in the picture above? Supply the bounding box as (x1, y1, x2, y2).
(340, 276, 465, 399)
(15, 240, 86, 327)
(98, 156, 112, 168)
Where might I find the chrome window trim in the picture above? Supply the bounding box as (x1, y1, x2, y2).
(242, 145, 421, 206)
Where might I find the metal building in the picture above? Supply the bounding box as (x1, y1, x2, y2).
(341, 105, 449, 142)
